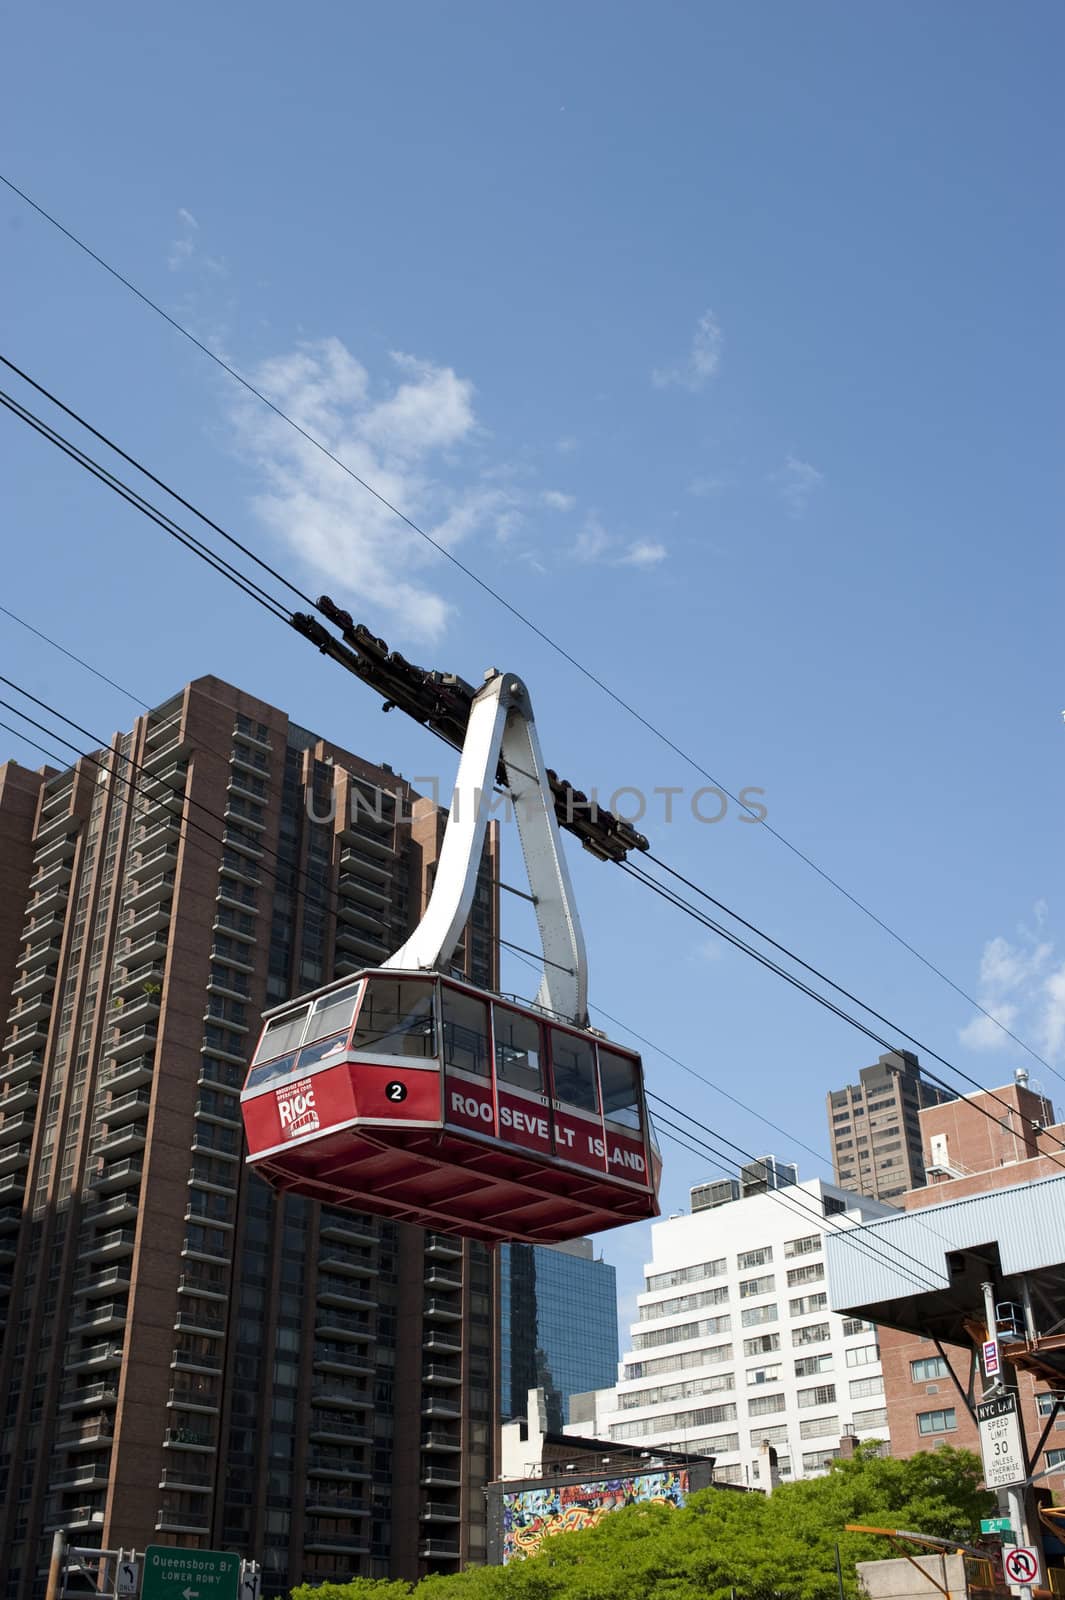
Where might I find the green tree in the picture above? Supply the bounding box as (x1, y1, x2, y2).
(292, 1446, 993, 1600)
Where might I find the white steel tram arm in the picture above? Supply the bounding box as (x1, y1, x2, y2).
(383, 671, 589, 1026)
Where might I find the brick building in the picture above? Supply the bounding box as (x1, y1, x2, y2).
(0, 675, 500, 1599)
(826, 1049, 956, 1201)
(876, 1071, 1065, 1475)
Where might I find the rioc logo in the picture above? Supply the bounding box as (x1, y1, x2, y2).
(276, 1077, 320, 1139)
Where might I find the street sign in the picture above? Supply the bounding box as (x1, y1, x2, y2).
(983, 1339, 1001, 1378)
(238, 1572, 260, 1600)
(143, 1547, 239, 1600)
(116, 1559, 140, 1597)
(982, 1518, 1014, 1535)
(976, 1393, 1027, 1489)
(1003, 1547, 1039, 1586)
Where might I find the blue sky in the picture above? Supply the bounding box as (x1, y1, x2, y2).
(2, 2, 1063, 1332)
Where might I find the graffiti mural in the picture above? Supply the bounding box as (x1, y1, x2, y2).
(501, 1469, 690, 1562)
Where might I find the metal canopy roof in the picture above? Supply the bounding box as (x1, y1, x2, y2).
(825, 1174, 1065, 1376)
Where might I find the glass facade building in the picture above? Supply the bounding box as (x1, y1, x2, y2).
(500, 1239, 618, 1430)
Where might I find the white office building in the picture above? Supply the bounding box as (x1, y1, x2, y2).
(568, 1172, 896, 1487)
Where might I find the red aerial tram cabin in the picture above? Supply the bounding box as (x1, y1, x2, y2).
(240, 969, 661, 1244)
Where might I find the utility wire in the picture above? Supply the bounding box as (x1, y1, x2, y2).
(0, 603, 148, 710)
(619, 859, 1065, 1175)
(0, 184, 1044, 1067)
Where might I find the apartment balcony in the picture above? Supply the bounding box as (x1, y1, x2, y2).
(65, 1341, 124, 1373)
(227, 770, 267, 802)
(164, 1425, 215, 1451)
(208, 940, 255, 974)
(317, 1275, 376, 1311)
(309, 1414, 373, 1445)
(335, 897, 384, 935)
(318, 1245, 374, 1278)
(58, 1379, 120, 1411)
(139, 732, 189, 774)
(174, 1306, 226, 1337)
(100, 1054, 154, 1093)
(104, 1086, 152, 1126)
(313, 1343, 374, 1376)
(158, 1466, 213, 1491)
(0, 1235, 17, 1263)
(24, 882, 69, 919)
(10, 962, 58, 1000)
(423, 1296, 463, 1323)
(2, 1021, 48, 1054)
(197, 1060, 244, 1097)
(1, 1051, 45, 1089)
(422, 1397, 462, 1420)
(6, 991, 53, 1030)
(320, 1214, 377, 1246)
(229, 743, 269, 774)
(194, 1094, 241, 1128)
(144, 709, 183, 750)
(419, 1465, 461, 1487)
(125, 870, 176, 915)
(122, 927, 170, 964)
(85, 1193, 139, 1226)
(75, 1262, 133, 1300)
(185, 1202, 234, 1236)
(206, 973, 251, 1003)
(171, 1346, 223, 1377)
(215, 881, 259, 914)
(339, 816, 394, 858)
(56, 1416, 115, 1450)
(32, 831, 77, 869)
(69, 1301, 127, 1336)
(94, 1122, 147, 1160)
(311, 1384, 372, 1411)
(222, 799, 266, 833)
(424, 1263, 462, 1289)
(0, 1079, 40, 1117)
(84, 1227, 137, 1262)
(0, 1172, 27, 1201)
(138, 760, 188, 799)
(219, 851, 261, 886)
(167, 1383, 220, 1414)
(126, 898, 173, 939)
(425, 1232, 463, 1259)
(103, 1025, 158, 1063)
(189, 1128, 241, 1162)
(177, 1269, 229, 1300)
(0, 1111, 36, 1144)
(421, 1501, 462, 1522)
(113, 961, 166, 1001)
(419, 1538, 461, 1559)
(0, 1141, 32, 1175)
(422, 1362, 462, 1386)
(306, 1452, 372, 1482)
(421, 1431, 462, 1453)
(304, 1532, 371, 1555)
(304, 1493, 370, 1517)
(422, 1330, 463, 1355)
(112, 992, 162, 1031)
(339, 845, 392, 882)
(336, 870, 390, 909)
(88, 1157, 144, 1193)
(54, 1461, 112, 1491)
(134, 812, 180, 853)
(20, 901, 65, 940)
(62, 1504, 107, 1532)
(155, 1511, 210, 1534)
(315, 1309, 373, 1341)
(0, 1203, 22, 1231)
(333, 920, 388, 960)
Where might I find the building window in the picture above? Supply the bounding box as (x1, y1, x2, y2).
(747, 1364, 782, 1386)
(743, 1334, 781, 1357)
(790, 1292, 828, 1317)
(854, 1406, 889, 1430)
(786, 1263, 825, 1288)
(748, 1392, 787, 1416)
(739, 1274, 775, 1299)
(849, 1375, 885, 1400)
(1046, 1449, 1065, 1470)
(737, 1247, 773, 1270)
(846, 1344, 880, 1367)
(799, 1414, 839, 1440)
(842, 1318, 871, 1337)
(917, 1408, 957, 1435)
(784, 1235, 821, 1259)
(798, 1384, 836, 1408)
(1036, 1394, 1065, 1420)
(792, 1322, 831, 1347)
(795, 1353, 833, 1378)
(910, 1356, 949, 1382)
(741, 1304, 778, 1328)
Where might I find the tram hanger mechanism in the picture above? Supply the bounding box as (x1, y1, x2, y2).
(240, 664, 661, 1243)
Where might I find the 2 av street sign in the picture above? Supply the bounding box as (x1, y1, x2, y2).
(143, 1546, 239, 1600)
(982, 1517, 1014, 1535)
(975, 1393, 1027, 1490)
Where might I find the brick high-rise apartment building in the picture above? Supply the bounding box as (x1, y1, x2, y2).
(826, 1049, 956, 1201)
(0, 675, 500, 1600)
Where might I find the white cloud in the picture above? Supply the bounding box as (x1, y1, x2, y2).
(231, 337, 516, 640)
(652, 309, 723, 392)
(620, 540, 668, 568)
(573, 514, 611, 563)
(541, 490, 575, 512)
(775, 453, 823, 516)
(958, 908, 1065, 1062)
(168, 206, 226, 276)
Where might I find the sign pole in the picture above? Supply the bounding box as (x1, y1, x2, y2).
(981, 1281, 1037, 1600)
(44, 1530, 65, 1600)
